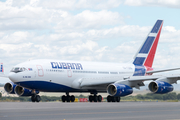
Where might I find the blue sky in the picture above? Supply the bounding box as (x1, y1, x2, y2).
(0, 0, 180, 83)
(115, 5, 180, 28)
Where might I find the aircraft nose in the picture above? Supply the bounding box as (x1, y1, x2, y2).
(8, 72, 19, 82)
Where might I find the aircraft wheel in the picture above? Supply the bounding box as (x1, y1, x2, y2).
(66, 95, 71, 102)
(97, 95, 102, 102)
(35, 95, 41, 102)
(107, 95, 111, 102)
(111, 96, 116, 102)
(93, 95, 97, 102)
(116, 97, 120, 102)
(70, 95, 75, 102)
(62, 95, 66, 102)
(89, 95, 93, 102)
(31, 94, 36, 102)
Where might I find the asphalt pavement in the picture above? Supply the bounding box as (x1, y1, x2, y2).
(0, 102, 180, 120)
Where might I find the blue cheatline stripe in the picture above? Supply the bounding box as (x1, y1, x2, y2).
(15, 81, 79, 92)
(151, 20, 163, 33)
(133, 65, 146, 76)
(139, 37, 155, 53)
(133, 57, 145, 65)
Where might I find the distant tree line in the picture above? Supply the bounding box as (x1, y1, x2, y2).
(122, 92, 180, 101)
(0, 95, 61, 102)
(0, 94, 88, 102)
(1, 92, 180, 102)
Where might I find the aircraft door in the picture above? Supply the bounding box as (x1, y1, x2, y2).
(36, 65, 44, 77)
(67, 69, 72, 77)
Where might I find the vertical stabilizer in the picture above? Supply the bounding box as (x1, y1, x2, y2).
(0, 63, 4, 74)
(133, 20, 163, 68)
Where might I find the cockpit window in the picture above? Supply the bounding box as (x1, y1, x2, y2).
(11, 67, 27, 73)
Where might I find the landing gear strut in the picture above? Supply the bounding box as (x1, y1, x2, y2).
(107, 95, 120, 102)
(61, 92, 75, 102)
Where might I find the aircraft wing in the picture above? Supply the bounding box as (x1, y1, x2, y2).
(80, 74, 180, 89)
(79, 67, 180, 89)
(80, 75, 160, 88)
(0, 74, 8, 78)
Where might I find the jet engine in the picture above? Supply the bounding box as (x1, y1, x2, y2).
(148, 81, 173, 94)
(14, 85, 39, 96)
(4, 82, 16, 94)
(107, 83, 133, 96)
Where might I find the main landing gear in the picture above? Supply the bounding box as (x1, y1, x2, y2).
(60, 92, 120, 103)
(61, 93, 75, 102)
(89, 94, 102, 102)
(107, 95, 120, 102)
(31, 94, 41, 102)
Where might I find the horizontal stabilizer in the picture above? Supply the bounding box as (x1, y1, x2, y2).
(146, 67, 180, 74)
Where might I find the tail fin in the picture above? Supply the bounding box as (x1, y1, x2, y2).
(0, 63, 8, 78)
(133, 20, 163, 68)
(0, 63, 4, 74)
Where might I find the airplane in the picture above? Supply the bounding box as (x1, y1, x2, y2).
(2, 20, 180, 103)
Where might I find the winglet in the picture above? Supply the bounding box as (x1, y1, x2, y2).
(133, 20, 163, 68)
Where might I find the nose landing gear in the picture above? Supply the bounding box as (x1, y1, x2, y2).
(31, 90, 41, 102)
(31, 94, 41, 102)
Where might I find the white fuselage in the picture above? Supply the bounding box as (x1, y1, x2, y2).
(8, 59, 136, 93)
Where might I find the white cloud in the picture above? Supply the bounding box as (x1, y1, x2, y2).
(0, 1, 124, 31)
(160, 26, 180, 42)
(164, 26, 177, 32)
(0, 31, 31, 43)
(55, 10, 124, 30)
(0, 0, 180, 84)
(36, 0, 122, 10)
(0, 1, 69, 30)
(4, 0, 122, 10)
(0, 43, 33, 53)
(85, 25, 150, 41)
(124, 0, 180, 8)
(0, 32, 5, 37)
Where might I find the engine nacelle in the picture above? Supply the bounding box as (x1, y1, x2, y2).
(14, 86, 39, 96)
(107, 83, 133, 97)
(148, 81, 173, 94)
(4, 82, 16, 94)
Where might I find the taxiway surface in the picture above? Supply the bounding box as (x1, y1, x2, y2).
(0, 102, 180, 120)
